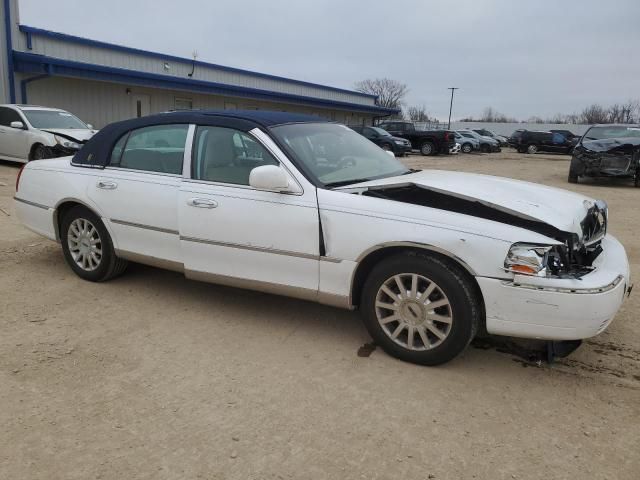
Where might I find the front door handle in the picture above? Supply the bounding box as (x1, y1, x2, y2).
(97, 181, 118, 190)
(187, 198, 218, 208)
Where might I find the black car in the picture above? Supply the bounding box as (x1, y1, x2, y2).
(511, 130, 574, 154)
(349, 125, 412, 156)
(568, 124, 640, 186)
(377, 121, 455, 156)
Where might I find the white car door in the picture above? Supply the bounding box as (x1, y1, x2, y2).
(0, 106, 30, 160)
(179, 125, 320, 298)
(87, 124, 190, 267)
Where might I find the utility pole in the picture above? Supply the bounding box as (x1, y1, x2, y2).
(447, 87, 458, 129)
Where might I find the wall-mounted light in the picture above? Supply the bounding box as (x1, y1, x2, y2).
(126, 88, 131, 95)
(163, 62, 170, 71)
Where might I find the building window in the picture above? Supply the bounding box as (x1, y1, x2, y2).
(175, 97, 193, 111)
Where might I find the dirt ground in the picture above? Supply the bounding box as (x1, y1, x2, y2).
(1, 150, 639, 480)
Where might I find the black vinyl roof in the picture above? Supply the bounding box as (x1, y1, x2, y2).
(72, 110, 330, 167)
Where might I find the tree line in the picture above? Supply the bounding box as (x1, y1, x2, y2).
(354, 77, 639, 124)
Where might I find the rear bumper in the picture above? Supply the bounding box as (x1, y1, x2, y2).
(477, 235, 631, 340)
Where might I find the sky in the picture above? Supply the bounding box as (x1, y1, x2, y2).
(19, 0, 640, 121)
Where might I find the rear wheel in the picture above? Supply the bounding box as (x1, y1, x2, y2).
(526, 144, 538, 154)
(461, 143, 473, 154)
(61, 206, 128, 282)
(360, 252, 480, 366)
(420, 141, 435, 156)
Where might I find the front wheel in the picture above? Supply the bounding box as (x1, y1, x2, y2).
(461, 143, 473, 154)
(526, 144, 538, 154)
(360, 253, 480, 366)
(61, 206, 128, 282)
(30, 144, 48, 161)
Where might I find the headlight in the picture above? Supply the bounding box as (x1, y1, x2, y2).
(54, 135, 81, 150)
(504, 243, 554, 276)
(394, 140, 404, 145)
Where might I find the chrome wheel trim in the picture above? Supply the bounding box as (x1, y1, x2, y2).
(528, 144, 538, 154)
(67, 218, 102, 272)
(421, 143, 433, 155)
(462, 143, 472, 153)
(375, 273, 453, 351)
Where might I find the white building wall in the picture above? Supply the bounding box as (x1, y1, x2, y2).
(14, 29, 375, 107)
(24, 76, 372, 128)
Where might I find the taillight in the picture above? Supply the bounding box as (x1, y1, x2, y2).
(444, 132, 450, 141)
(15, 164, 26, 192)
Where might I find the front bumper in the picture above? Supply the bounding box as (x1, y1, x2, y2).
(393, 143, 412, 155)
(477, 235, 631, 340)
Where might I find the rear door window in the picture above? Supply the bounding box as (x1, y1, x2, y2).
(111, 124, 188, 175)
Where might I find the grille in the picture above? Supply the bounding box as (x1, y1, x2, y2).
(600, 155, 631, 173)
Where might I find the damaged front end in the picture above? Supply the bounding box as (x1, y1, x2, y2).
(573, 136, 640, 179)
(356, 183, 608, 280)
(43, 130, 88, 158)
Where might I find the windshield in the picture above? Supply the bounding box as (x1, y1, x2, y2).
(583, 126, 640, 141)
(271, 123, 410, 187)
(370, 127, 391, 137)
(22, 109, 88, 129)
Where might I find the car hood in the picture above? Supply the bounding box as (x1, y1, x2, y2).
(339, 170, 600, 239)
(40, 128, 97, 143)
(389, 135, 409, 143)
(581, 137, 640, 154)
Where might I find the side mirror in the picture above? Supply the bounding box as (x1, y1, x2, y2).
(385, 150, 396, 158)
(249, 165, 300, 193)
(86, 123, 93, 129)
(10, 121, 25, 129)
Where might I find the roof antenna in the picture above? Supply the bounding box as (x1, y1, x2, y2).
(188, 50, 198, 77)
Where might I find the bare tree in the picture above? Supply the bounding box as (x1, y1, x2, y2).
(580, 104, 609, 124)
(354, 78, 408, 110)
(405, 105, 431, 122)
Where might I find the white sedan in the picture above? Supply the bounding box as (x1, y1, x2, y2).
(0, 104, 96, 163)
(14, 110, 632, 365)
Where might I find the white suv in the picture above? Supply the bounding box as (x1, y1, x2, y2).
(0, 104, 96, 163)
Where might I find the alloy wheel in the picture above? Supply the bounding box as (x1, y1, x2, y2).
(375, 273, 453, 351)
(67, 218, 103, 271)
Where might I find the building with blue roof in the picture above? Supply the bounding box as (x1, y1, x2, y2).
(0, 0, 398, 129)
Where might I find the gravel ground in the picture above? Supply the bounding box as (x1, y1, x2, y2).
(1, 150, 638, 480)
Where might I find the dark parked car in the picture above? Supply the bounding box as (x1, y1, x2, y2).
(349, 125, 412, 156)
(568, 124, 640, 186)
(377, 121, 455, 156)
(511, 130, 574, 154)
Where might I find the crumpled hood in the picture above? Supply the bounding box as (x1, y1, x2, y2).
(581, 136, 640, 154)
(340, 170, 599, 238)
(40, 128, 96, 143)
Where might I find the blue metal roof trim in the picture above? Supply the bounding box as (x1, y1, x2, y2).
(13, 51, 400, 115)
(18, 25, 378, 101)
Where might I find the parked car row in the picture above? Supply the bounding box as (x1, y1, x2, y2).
(0, 104, 96, 163)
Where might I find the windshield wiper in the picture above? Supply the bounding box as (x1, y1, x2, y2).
(325, 178, 372, 188)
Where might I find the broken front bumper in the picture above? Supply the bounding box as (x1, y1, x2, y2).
(477, 235, 631, 340)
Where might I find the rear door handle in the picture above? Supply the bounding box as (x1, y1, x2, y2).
(97, 181, 117, 190)
(187, 198, 218, 208)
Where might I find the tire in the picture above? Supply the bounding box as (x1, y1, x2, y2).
(60, 206, 128, 282)
(30, 144, 48, 161)
(480, 144, 490, 153)
(360, 252, 481, 366)
(381, 143, 392, 151)
(517, 147, 525, 154)
(635, 173, 639, 188)
(461, 143, 473, 154)
(420, 141, 435, 156)
(526, 144, 538, 154)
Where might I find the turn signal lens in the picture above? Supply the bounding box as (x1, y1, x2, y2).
(504, 243, 554, 277)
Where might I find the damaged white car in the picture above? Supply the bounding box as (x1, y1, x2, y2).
(14, 111, 632, 365)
